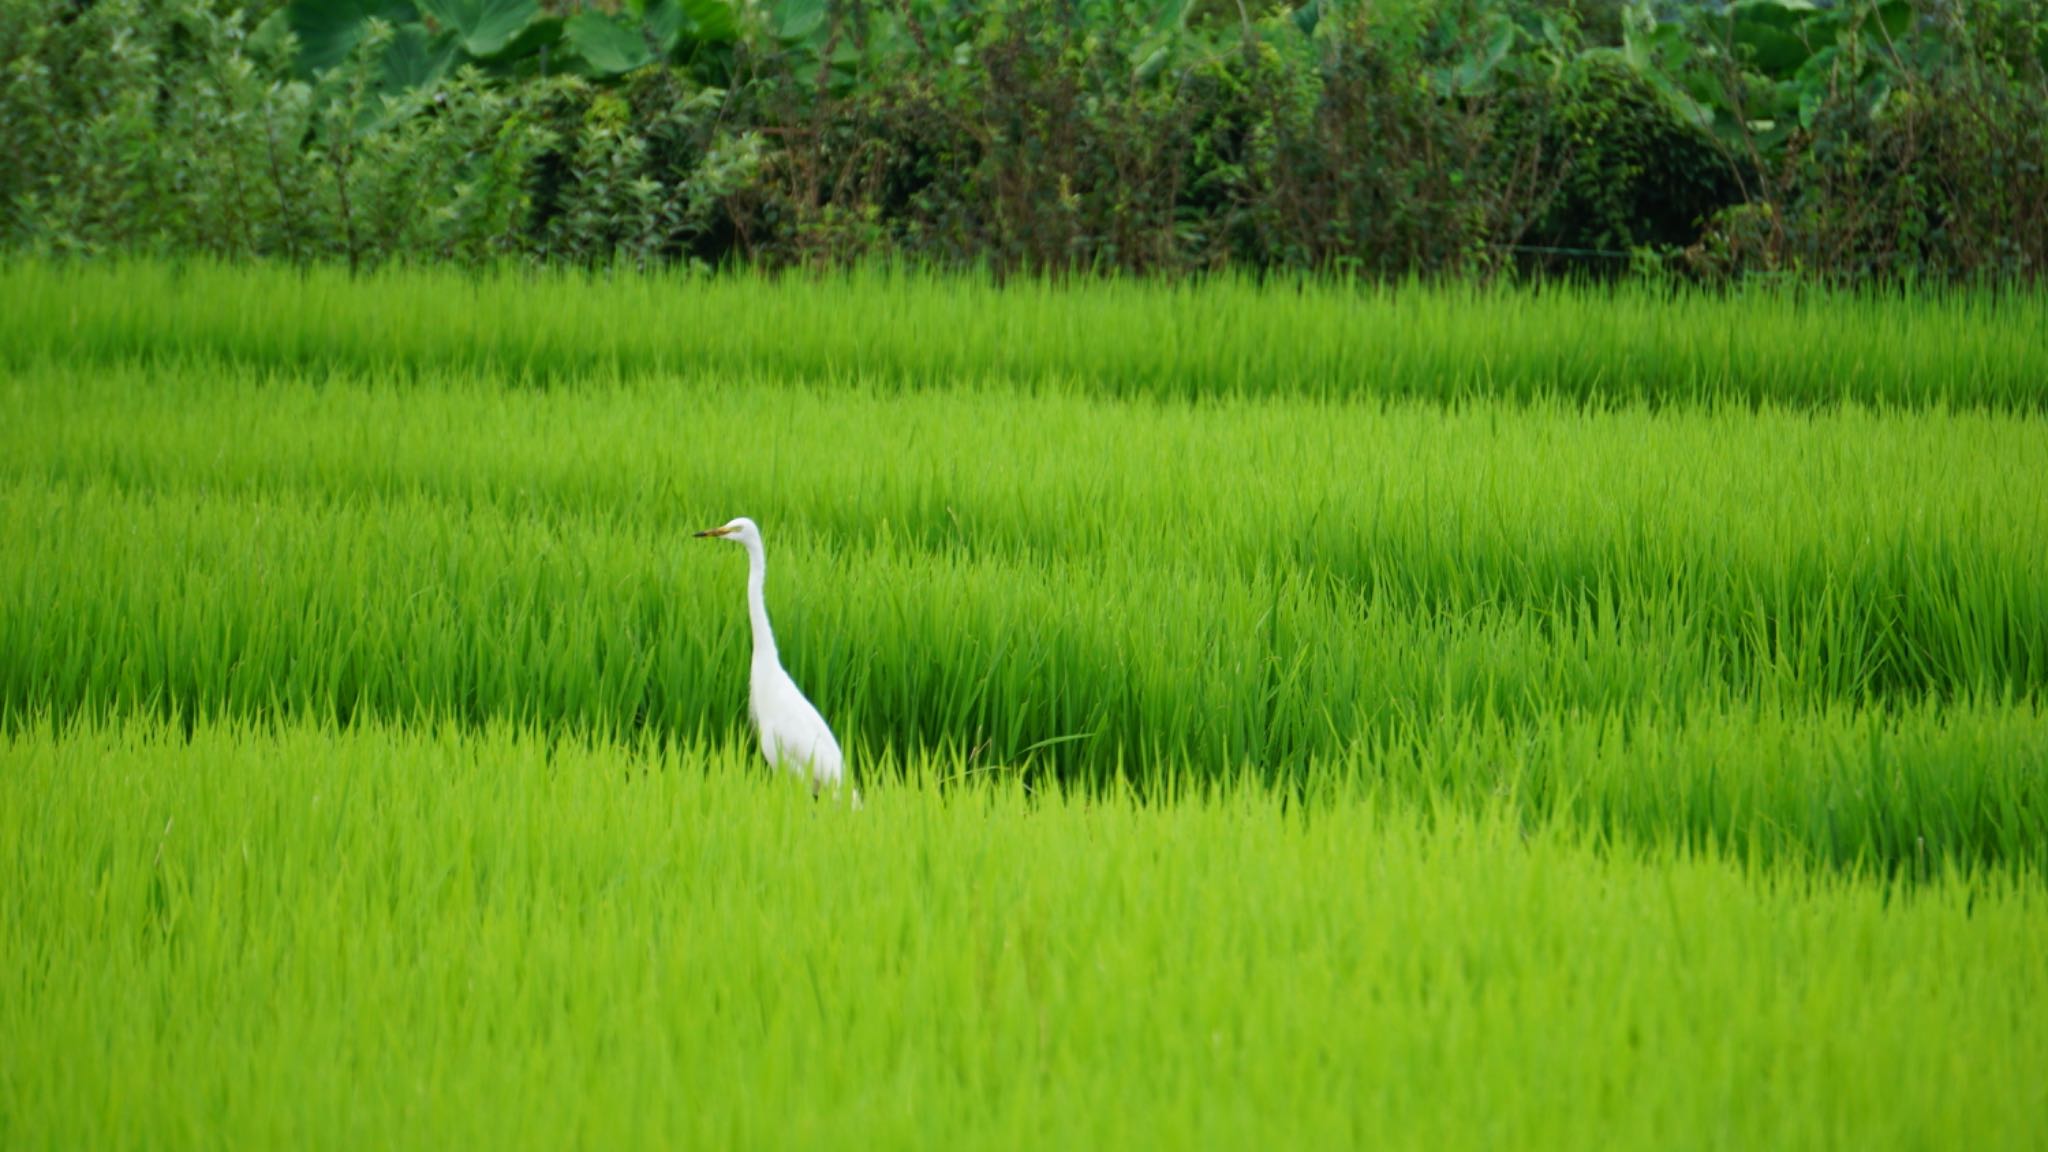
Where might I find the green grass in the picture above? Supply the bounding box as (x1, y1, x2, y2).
(4, 716, 2045, 1150)
(4, 259, 2047, 406)
(3, 357, 2044, 870)
(3, 261, 2045, 1147)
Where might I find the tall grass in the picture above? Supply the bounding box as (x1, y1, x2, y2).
(5, 261, 2044, 1146)
(3, 359, 2044, 869)
(3, 716, 2044, 1150)
(3, 260, 2046, 406)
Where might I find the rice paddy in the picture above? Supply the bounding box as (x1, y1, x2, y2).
(3, 262, 2045, 1147)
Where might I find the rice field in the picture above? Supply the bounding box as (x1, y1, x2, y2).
(3, 262, 2045, 1147)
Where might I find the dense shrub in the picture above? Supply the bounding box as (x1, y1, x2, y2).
(1686, 0, 2048, 282)
(1524, 53, 1736, 270)
(1, 0, 2042, 282)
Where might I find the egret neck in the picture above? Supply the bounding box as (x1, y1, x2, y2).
(740, 530, 781, 672)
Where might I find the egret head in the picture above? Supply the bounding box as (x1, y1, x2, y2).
(694, 516, 761, 546)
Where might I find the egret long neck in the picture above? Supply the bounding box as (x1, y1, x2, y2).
(743, 535, 780, 669)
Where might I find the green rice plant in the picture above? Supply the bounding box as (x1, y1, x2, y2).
(4, 259, 2043, 1147)
(2, 358, 2044, 869)
(3, 716, 2044, 1150)
(3, 259, 2046, 407)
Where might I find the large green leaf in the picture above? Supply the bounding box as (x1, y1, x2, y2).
(642, 0, 685, 55)
(483, 15, 564, 72)
(1856, 0, 1913, 52)
(380, 22, 460, 93)
(1432, 13, 1516, 96)
(1726, 0, 1822, 79)
(770, 0, 828, 44)
(563, 11, 654, 76)
(1875, 0, 1912, 38)
(1793, 44, 1838, 129)
(285, 0, 420, 76)
(676, 0, 739, 45)
(630, 0, 739, 52)
(417, 0, 538, 59)
(1735, 24, 1812, 78)
(1292, 0, 1321, 38)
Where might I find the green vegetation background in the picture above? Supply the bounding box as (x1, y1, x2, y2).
(5, 0, 2046, 281)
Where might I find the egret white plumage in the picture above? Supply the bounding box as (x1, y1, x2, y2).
(695, 517, 848, 798)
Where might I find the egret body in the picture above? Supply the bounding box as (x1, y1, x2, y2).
(695, 517, 847, 797)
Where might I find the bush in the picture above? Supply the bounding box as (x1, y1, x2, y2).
(1526, 52, 1737, 270)
(1, 0, 2041, 283)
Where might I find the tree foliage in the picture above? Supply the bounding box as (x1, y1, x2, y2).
(2, 0, 2043, 281)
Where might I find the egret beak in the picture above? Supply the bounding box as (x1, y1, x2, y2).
(695, 526, 736, 538)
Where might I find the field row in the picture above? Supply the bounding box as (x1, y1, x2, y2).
(3, 717, 2043, 1150)
(5, 366, 2047, 869)
(7, 365, 2044, 708)
(5, 261, 2047, 406)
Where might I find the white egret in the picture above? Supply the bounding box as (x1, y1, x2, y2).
(695, 517, 849, 799)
